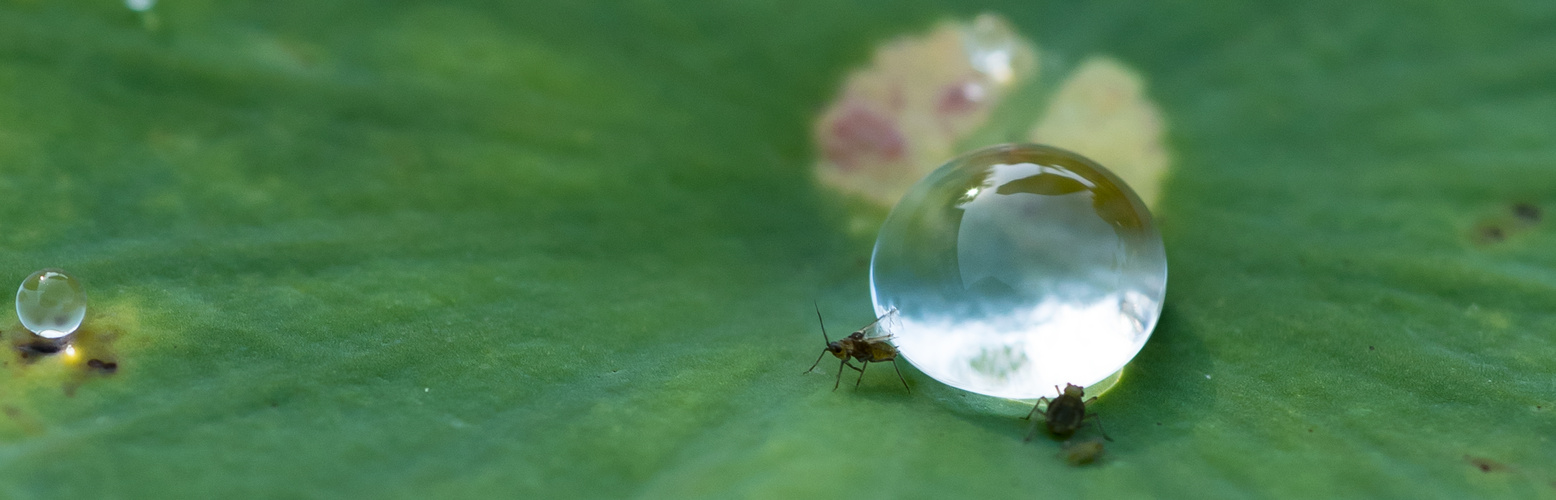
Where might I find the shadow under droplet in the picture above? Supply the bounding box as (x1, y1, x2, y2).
(1081, 303, 1213, 448)
(10, 332, 67, 362)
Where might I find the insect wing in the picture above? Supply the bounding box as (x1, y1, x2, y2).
(856, 307, 901, 340)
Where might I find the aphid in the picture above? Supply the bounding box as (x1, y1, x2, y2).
(1023, 383, 1111, 442)
(1060, 438, 1106, 466)
(803, 304, 910, 393)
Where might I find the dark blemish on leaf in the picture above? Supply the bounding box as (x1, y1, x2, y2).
(2, 405, 44, 434)
(1465, 455, 1509, 473)
(1307, 429, 1313, 433)
(1155, 422, 1161, 426)
(270, 402, 278, 408)
(1368, 346, 1375, 351)
(13, 336, 65, 362)
(1478, 224, 1506, 243)
(1513, 203, 1541, 222)
(86, 359, 118, 374)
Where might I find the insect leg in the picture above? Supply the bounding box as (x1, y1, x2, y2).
(833, 358, 847, 391)
(1084, 396, 1097, 405)
(854, 361, 870, 388)
(1022, 397, 1049, 420)
(804, 349, 828, 375)
(1023, 416, 1043, 442)
(890, 358, 910, 393)
(1086, 412, 1114, 442)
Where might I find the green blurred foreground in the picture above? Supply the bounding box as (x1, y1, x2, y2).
(0, 0, 1554, 497)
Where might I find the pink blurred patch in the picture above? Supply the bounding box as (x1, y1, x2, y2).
(936, 80, 986, 116)
(823, 105, 906, 170)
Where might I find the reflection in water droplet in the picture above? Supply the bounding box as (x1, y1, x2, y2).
(16, 269, 88, 339)
(871, 144, 1166, 399)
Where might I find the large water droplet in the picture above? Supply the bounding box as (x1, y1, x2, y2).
(16, 269, 88, 339)
(870, 144, 1167, 399)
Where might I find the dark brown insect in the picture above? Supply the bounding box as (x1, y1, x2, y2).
(1023, 383, 1111, 442)
(803, 304, 910, 393)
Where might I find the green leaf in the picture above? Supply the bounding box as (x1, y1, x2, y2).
(1, 0, 1554, 497)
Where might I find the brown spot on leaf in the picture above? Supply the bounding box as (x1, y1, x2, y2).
(1477, 224, 1506, 244)
(1513, 202, 1541, 223)
(1, 405, 45, 434)
(86, 359, 118, 374)
(1465, 455, 1510, 473)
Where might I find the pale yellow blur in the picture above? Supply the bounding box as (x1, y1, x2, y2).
(1030, 57, 1170, 208)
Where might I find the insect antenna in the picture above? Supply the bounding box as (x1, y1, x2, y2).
(802, 302, 832, 375)
(813, 302, 830, 344)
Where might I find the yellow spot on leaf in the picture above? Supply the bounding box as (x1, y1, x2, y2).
(1029, 57, 1170, 208)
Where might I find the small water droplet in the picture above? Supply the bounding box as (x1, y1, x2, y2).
(125, 0, 156, 12)
(16, 269, 88, 339)
(871, 144, 1166, 399)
